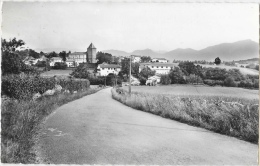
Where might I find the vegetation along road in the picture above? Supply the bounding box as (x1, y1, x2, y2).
(36, 87, 257, 164)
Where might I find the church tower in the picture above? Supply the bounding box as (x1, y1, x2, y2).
(87, 43, 97, 63)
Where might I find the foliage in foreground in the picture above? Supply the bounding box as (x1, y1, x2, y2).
(112, 88, 258, 143)
(1, 88, 101, 163)
(2, 74, 90, 100)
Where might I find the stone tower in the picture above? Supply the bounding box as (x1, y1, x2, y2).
(87, 43, 97, 63)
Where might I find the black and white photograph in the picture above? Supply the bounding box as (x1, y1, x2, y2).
(1, 1, 259, 164)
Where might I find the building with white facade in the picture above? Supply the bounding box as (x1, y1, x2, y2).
(50, 57, 63, 66)
(97, 63, 121, 76)
(67, 52, 87, 66)
(132, 55, 142, 63)
(151, 58, 168, 63)
(65, 59, 76, 67)
(139, 63, 178, 75)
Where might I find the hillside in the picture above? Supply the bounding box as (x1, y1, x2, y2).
(103, 39, 258, 62)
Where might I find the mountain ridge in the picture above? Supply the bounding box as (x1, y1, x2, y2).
(102, 39, 258, 61)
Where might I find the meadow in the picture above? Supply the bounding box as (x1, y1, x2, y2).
(122, 84, 259, 100)
(198, 64, 259, 75)
(40, 69, 73, 77)
(114, 85, 259, 143)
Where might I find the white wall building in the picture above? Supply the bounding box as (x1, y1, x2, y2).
(151, 58, 168, 63)
(65, 59, 76, 67)
(97, 63, 121, 76)
(132, 55, 142, 63)
(68, 52, 87, 66)
(50, 57, 63, 66)
(139, 63, 178, 75)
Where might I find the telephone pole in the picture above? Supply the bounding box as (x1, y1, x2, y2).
(129, 55, 132, 94)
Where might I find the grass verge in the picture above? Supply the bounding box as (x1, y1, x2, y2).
(1, 87, 102, 163)
(112, 88, 258, 144)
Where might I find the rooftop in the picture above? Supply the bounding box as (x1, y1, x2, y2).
(98, 63, 121, 68)
(152, 58, 167, 60)
(69, 52, 86, 55)
(88, 43, 96, 49)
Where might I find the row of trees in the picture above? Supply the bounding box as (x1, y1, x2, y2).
(159, 62, 259, 89)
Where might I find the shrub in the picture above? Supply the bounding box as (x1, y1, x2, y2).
(70, 64, 90, 78)
(53, 62, 67, 70)
(2, 74, 90, 100)
(224, 77, 236, 87)
(160, 75, 171, 85)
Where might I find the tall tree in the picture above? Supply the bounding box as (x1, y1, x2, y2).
(139, 67, 155, 79)
(141, 56, 152, 63)
(214, 57, 221, 65)
(1, 38, 25, 53)
(29, 49, 40, 59)
(46, 51, 58, 59)
(1, 38, 25, 75)
(96, 51, 112, 64)
(59, 51, 67, 61)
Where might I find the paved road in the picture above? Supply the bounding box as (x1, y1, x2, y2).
(37, 88, 258, 164)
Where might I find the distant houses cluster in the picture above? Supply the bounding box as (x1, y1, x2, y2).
(23, 43, 178, 77)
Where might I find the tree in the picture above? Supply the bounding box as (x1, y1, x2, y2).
(214, 57, 221, 65)
(70, 64, 90, 79)
(168, 67, 186, 84)
(1, 38, 25, 53)
(160, 75, 171, 85)
(96, 52, 112, 64)
(178, 62, 197, 75)
(46, 51, 58, 59)
(59, 51, 67, 61)
(224, 76, 236, 87)
(139, 67, 155, 79)
(141, 56, 152, 63)
(2, 38, 26, 75)
(29, 49, 40, 59)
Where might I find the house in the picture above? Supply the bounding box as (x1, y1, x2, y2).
(23, 57, 39, 66)
(67, 52, 87, 66)
(152, 58, 168, 63)
(97, 63, 121, 76)
(139, 62, 178, 75)
(148, 75, 161, 83)
(132, 55, 142, 63)
(65, 59, 76, 67)
(50, 57, 63, 66)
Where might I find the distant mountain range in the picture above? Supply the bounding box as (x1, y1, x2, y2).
(102, 39, 259, 62)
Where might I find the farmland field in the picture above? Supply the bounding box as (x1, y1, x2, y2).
(122, 84, 259, 99)
(197, 64, 259, 75)
(40, 69, 73, 77)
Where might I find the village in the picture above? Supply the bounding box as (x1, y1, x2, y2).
(1, 2, 259, 165)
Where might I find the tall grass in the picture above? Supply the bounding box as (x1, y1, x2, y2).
(1, 88, 101, 163)
(112, 88, 258, 143)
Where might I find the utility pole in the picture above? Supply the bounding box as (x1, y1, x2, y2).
(129, 55, 132, 94)
(105, 75, 106, 87)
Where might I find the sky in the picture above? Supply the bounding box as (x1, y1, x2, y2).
(2, 2, 259, 53)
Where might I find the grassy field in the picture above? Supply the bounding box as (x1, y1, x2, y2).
(198, 64, 259, 75)
(40, 69, 73, 77)
(122, 84, 258, 100)
(112, 87, 258, 143)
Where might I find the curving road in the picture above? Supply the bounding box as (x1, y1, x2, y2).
(36, 88, 258, 164)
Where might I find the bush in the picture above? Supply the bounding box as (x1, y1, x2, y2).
(53, 62, 67, 70)
(2, 74, 90, 100)
(2, 75, 56, 100)
(70, 64, 90, 78)
(160, 75, 171, 85)
(224, 77, 237, 87)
